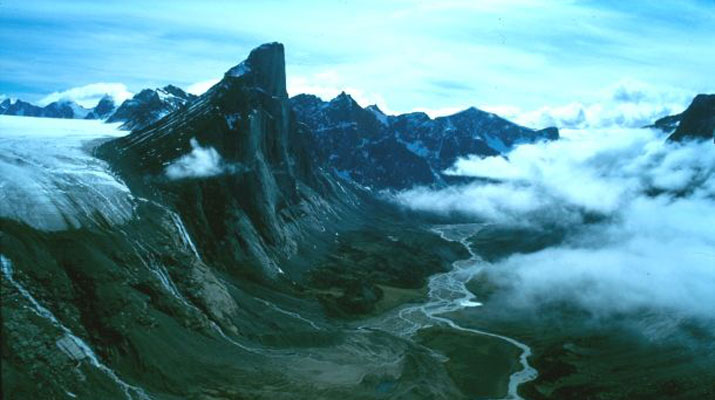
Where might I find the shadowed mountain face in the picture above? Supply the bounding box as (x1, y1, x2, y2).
(106, 85, 197, 131)
(84, 95, 116, 120)
(666, 94, 715, 142)
(97, 43, 358, 280)
(291, 93, 559, 189)
(649, 94, 715, 143)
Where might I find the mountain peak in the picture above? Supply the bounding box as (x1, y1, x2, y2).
(451, 106, 489, 118)
(224, 42, 286, 98)
(161, 84, 192, 99)
(366, 104, 385, 114)
(667, 93, 715, 143)
(330, 91, 358, 108)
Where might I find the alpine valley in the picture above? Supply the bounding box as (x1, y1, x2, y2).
(1, 43, 714, 400)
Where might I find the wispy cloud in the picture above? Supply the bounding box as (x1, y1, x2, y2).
(39, 83, 134, 107)
(165, 138, 225, 180)
(482, 79, 694, 129)
(1, 1, 712, 113)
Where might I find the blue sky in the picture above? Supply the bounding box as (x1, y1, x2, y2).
(1, 0, 713, 124)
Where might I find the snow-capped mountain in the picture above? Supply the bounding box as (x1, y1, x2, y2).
(42, 99, 92, 119)
(0, 98, 13, 114)
(106, 85, 196, 130)
(291, 92, 559, 189)
(0, 97, 112, 120)
(83, 95, 116, 120)
(0, 99, 44, 117)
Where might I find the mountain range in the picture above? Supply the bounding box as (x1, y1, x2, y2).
(105, 85, 196, 130)
(0, 97, 102, 119)
(291, 93, 558, 189)
(4, 68, 712, 192)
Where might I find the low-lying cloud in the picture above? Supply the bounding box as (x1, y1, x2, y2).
(396, 128, 715, 331)
(39, 82, 134, 108)
(165, 138, 225, 180)
(484, 80, 694, 130)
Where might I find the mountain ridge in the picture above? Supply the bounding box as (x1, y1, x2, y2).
(290, 92, 559, 189)
(0, 98, 97, 119)
(105, 85, 196, 131)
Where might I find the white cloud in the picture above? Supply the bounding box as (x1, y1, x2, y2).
(186, 78, 220, 96)
(395, 127, 715, 331)
(39, 83, 134, 108)
(483, 79, 694, 129)
(165, 138, 225, 179)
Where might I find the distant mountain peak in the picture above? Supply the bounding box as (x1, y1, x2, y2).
(161, 84, 191, 98)
(330, 91, 359, 109)
(106, 85, 197, 130)
(365, 104, 386, 114)
(449, 106, 490, 119)
(334, 91, 352, 100)
(85, 95, 116, 120)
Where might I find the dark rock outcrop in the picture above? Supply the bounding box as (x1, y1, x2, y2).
(291, 93, 559, 190)
(84, 95, 116, 120)
(106, 85, 196, 130)
(1, 98, 13, 114)
(648, 113, 682, 134)
(666, 94, 715, 143)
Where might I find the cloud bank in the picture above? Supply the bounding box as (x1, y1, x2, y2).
(396, 128, 715, 331)
(165, 138, 225, 180)
(483, 80, 694, 129)
(39, 83, 134, 108)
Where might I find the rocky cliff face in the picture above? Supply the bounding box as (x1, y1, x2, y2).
(291, 93, 559, 189)
(106, 85, 196, 130)
(97, 43, 359, 280)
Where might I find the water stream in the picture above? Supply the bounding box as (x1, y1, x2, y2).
(362, 223, 537, 400)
